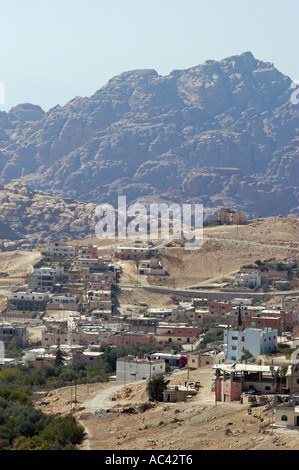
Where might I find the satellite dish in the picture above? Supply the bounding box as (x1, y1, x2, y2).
(291, 348, 299, 365)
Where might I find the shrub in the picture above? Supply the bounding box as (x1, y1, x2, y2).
(0, 389, 32, 405)
(41, 414, 85, 446)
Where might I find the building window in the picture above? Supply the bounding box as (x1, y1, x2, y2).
(281, 415, 288, 422)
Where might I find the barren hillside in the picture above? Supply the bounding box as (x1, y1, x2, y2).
(35, 366, 299, 451)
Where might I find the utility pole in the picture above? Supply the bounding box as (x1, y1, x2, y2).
(74, 380, 77, 405)
(271, 397, 276, 435)
(70, 386, 73, 413)
(124, 359, 126, 386)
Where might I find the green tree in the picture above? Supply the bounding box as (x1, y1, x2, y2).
(146, 375, 170, 402)
(54, 345, 64, 367)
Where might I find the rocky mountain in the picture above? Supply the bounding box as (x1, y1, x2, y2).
(0, 183, 96, 250)
(0, 51, 298, 225)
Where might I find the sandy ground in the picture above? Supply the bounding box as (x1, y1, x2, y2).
(35, 366, 299, 451)
(0, 249, 42, 311)
(0, 250, 41, 277)
(114, 216, 299, 309)
(158, 218, 299, 288)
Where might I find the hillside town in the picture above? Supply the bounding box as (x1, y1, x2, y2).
(1, 215, 299, 445)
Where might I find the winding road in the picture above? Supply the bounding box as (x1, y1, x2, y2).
(83, 381, 143, 411)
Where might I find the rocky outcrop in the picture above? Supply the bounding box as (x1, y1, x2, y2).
(0, 51, 297, 219)
(0, 183, 97, 250)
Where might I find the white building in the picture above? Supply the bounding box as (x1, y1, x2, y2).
(116, 356, 165, 382)
(45, 244, 76, 257)
(234, 271, 261, 287)
(224, 328, 278, 362)
(51, 295, 78, 305)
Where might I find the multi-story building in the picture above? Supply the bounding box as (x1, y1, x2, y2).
(216, 208, 245, 225)
(214, 363, 280, 402)
(224, 327, 277, 362)
(45, 243, 76, 257)
(188, 349, 226, 369)
(155, 323, 198, 345)
(171, 306, 208, 324)
(41, 326, 102, 348)
(115, 246, 149, 260)
(116, 356, 165, 381)
(246, 316, 281, 334)
(234, 271, 261, 287)
(0, 322, 27, 346)
(71, 258, 103, 271)
(27, 266, 64, 292)
(209, 301, 233, 316)
(245, 309, 293, 334)
(75, 245, 99, 259)
(85, 289, 112, 312)
(7, 290, 49, 311)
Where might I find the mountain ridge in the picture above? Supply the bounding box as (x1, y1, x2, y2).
(0, 51, 298, 221)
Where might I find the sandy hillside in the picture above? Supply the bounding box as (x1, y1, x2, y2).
(35, 365, 299, 451)
(0, 250, 41, 309)
(0, 250, 41, 278)
(157, 217, 299, 288)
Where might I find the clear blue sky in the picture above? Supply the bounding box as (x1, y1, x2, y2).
(0, 0, 298, 112)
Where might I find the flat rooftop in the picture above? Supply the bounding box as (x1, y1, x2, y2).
(213, 363, 280, 374)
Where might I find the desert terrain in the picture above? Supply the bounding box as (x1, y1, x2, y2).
(1, 216, 299, 450)
(35, 365, 299, 451)
(0, 249, 42, 310)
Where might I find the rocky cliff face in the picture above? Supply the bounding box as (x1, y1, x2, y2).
(0, 183, 96, 250)
(0, 51, 298, 224)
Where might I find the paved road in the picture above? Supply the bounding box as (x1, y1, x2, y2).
(202, 236, 299, 252)
(151, 235, 299, 252)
